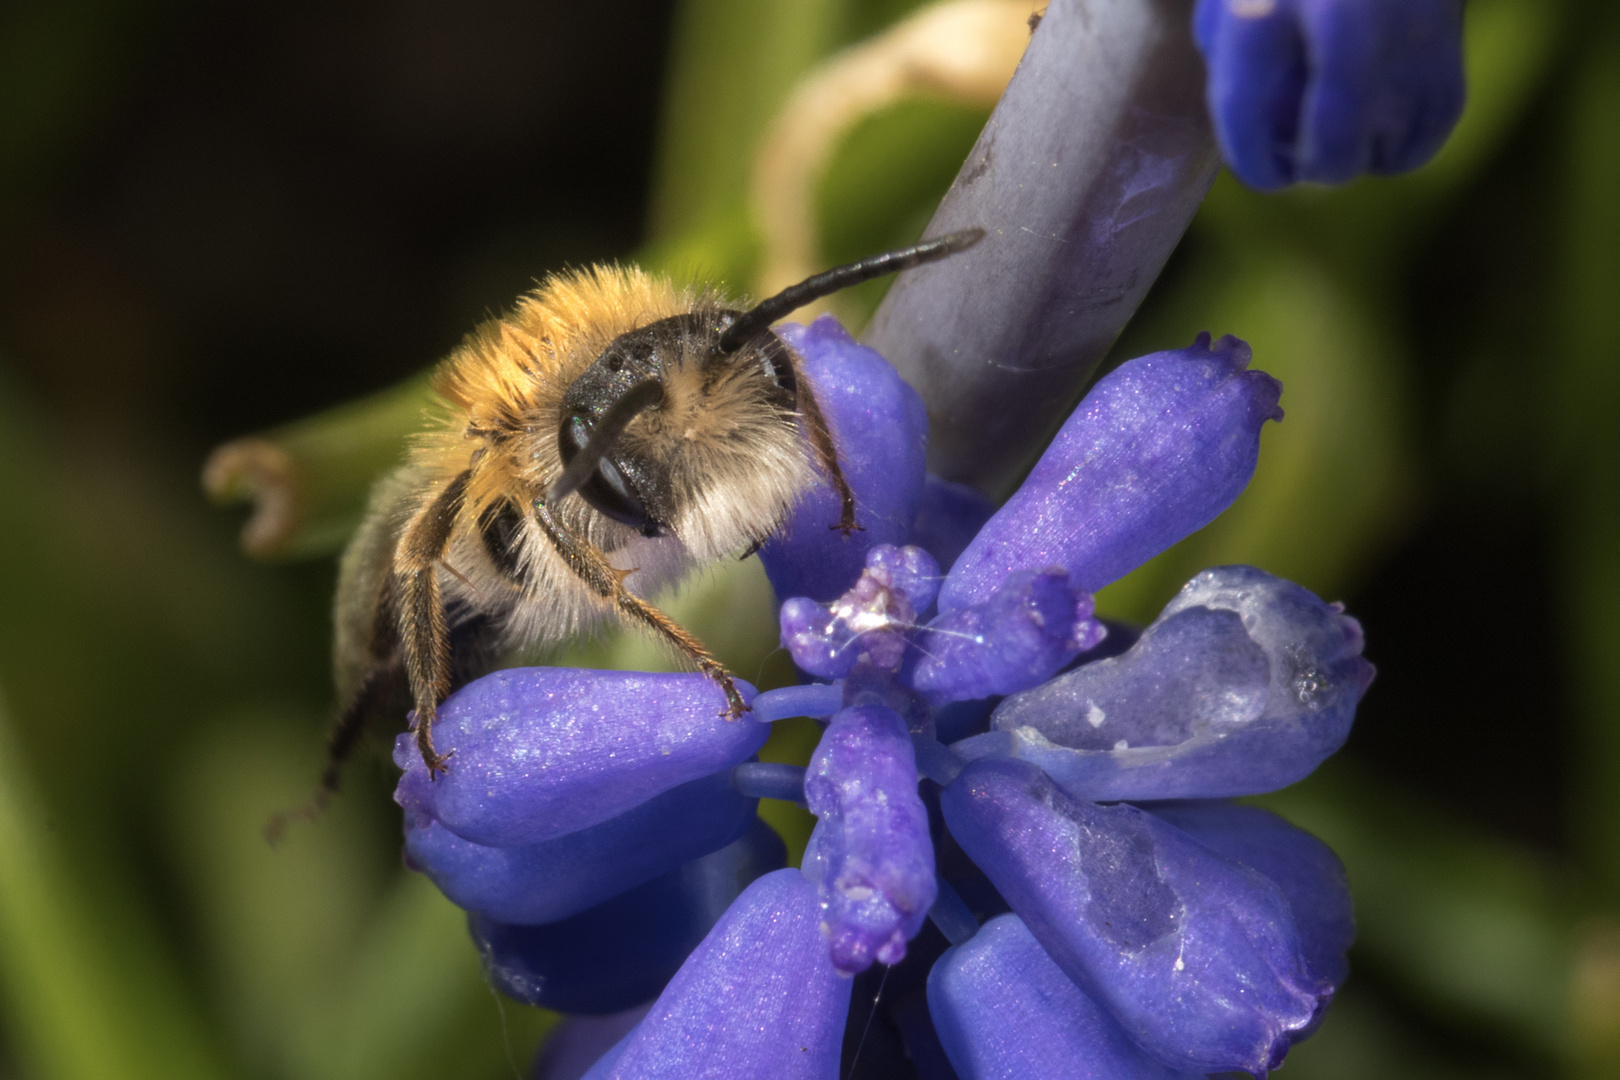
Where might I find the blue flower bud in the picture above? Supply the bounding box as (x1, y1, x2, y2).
(779, 545, 938, 680)
(968, 565, 1373, 800)
(760, 316, 929, 602)
(393, 668, 764, 848)
(1195, 0, 1466, 189)
(803, 705, 935, 974)
(940, 335, 1282, 610)
(778, 596, 863, 680)
(929, 914, 1203, 1080)
(583, 868, 853, 1079)
(908, 568, 1106, 706)
(404, 769, 757, 925)
(941, 757, 1329, 1074)
(473, 820, 786, 1016)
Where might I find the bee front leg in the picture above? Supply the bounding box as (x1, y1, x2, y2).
(396, 470, 471, 776)
(534, 498, 750, 720)
(790, 358, 861, 537)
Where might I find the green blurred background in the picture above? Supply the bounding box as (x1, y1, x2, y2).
(1, 0, 1617, 1077)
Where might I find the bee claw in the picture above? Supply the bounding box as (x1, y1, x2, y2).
(715, 680, 751, 722)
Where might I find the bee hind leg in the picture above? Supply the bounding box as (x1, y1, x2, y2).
(263, 660, 412, 844)
(321, 662, 411, 795)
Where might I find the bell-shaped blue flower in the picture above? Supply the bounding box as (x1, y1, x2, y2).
(802, 704, 935, 974)
(404, 769, 757, 925)
(961, 564, 1374, 800)
(1145, 800, 1354, 993)
(1194, 0, 1467, 189)
(929, 914, 1203, 1080)
(940, 757, 1331, 1075)
(583, 868, 854, 1079)
(394, 668, 764, 847)
(909, 567, 1107, 706)
(940, 333, 1282, 610)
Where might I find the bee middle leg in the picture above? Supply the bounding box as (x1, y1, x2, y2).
(395, 470, 472, 774)
(533, 499, 749, 719)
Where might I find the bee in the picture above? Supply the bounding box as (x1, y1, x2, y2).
(323, 228, 983, 792)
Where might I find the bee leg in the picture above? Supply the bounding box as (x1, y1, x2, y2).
(319, 662, 410, 797)
(534, 499, 750, 720)
(791, 357, 861, 536)
(395, 470, 471, 776)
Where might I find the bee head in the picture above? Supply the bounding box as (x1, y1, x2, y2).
(548, 228, 984, 555)
(552, 311, 806, 554)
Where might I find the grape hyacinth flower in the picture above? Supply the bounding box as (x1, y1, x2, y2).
(1194, 0, 1467, 190)
(864, 0, 1466, 492)
(394, 316, 1372, 1079)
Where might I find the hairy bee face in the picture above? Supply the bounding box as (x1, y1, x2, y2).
(557, 311, 808, 554)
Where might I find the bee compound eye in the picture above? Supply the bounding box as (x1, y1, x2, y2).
(757, 337, 797, 399)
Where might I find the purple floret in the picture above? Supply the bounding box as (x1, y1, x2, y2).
(929, 914, 1205, 1080)
(394, 668, 764, 848)
(404, 770, 756, 926)
(583, 869, 853, 1080)
(1195, 0, 1466, 189)
(780, 544, 939, 680)
(802, 705, 936, 974)
(908, 567, 1107, 707)
(1146, 800, 1355, 992)
(942, 757, 1331, 1075)
(940, 333, 1282, 610)
(966, 565, 1374, 801)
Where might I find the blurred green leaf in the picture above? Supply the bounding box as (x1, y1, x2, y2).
(1555, 9, 1620, 917)
(0, 693, 235, 1080)
(1282, 982, 1521, 1080)
(165, 710, 553, 1080)
(204, 374, 434, 562)
(815, 98, 990, 327)
(1260, 762, 1579, 1057)
(643, 0, 848, 283)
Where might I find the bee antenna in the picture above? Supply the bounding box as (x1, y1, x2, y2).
(715, 227, 986, 355)
(547, 380, 666, 505)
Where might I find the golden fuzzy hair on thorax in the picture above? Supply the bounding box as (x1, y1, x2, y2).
(434, 264, 697, 433)
(421, 265, 716, 520)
